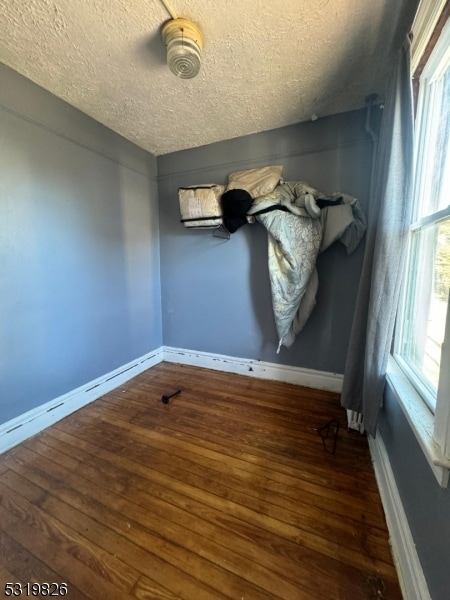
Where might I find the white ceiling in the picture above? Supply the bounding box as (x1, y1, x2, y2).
(0, 0, 416, 156)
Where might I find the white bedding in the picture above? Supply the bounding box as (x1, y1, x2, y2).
(178, 185, 225, 228)
(254, 182, 367, 350)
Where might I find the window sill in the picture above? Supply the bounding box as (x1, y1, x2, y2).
(386, 356, 450, 487)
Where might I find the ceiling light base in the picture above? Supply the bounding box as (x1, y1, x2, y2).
(162, 18, 203, 79)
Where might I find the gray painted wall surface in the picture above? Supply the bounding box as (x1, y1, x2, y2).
(0, 65, 162, 425)
(379, 386, 450, 600)
(158, 110, 374, 372)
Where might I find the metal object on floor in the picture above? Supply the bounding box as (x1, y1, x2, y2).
(161, 389, 181, 404)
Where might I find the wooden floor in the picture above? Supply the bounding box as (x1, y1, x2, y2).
(0, 363, 402, 600)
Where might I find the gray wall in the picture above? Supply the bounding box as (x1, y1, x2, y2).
(379, 385, 450, 600)
(158, 110, 374, 372)
(0, 65, 162, 425)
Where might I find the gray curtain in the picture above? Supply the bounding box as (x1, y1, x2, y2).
(341, 39, 415, 437)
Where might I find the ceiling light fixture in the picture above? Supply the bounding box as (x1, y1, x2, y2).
(162, 17, 203, 79)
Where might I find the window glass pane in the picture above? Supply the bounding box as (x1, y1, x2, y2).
(417, 64, 450, 219)
(401, 217, 450, 403)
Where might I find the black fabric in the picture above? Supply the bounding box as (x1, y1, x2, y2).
(180, 215, 222, 223)
(220, 189, 253, 233)
(251, 204, 290, 216)
(222, 216, 246, 233)
(316, 196, 343, 208)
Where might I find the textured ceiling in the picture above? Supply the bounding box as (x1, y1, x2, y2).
(0, 0, 416, 155)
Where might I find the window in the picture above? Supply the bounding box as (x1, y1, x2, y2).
(391, 5, 450, 485)
(395, 25, 450, 411)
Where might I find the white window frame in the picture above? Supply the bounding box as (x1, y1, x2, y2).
(389, 0, 450, 488)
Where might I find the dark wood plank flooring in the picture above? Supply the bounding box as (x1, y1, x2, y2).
(0, 362, 402, 599)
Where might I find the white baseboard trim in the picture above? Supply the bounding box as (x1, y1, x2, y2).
(368, 432, 431, 600)
(163, 346, 344, 393)
(0, 347, 164, 455)
(1, 345, 343, 455)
